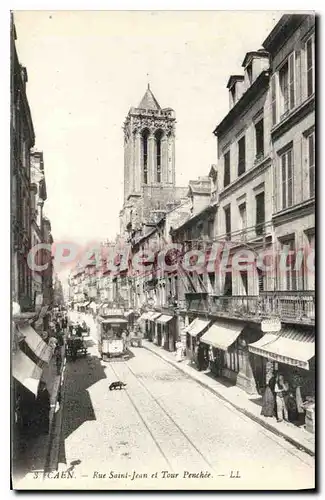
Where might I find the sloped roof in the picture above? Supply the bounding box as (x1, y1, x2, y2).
(138, 84, 161, 110)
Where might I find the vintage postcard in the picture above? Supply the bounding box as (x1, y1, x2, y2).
(11, 10, 315, 490)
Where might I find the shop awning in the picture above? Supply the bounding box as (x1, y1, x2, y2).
(147, 312, 162, 321)
(101, 318, 128, 324)
(156, 314, 173, 324)
(17, 324, 52, 363)
(248, 327, 315, 371)
(184, 318, 210, 337)
(12, 350, 42, 396)
(200, 320, 245, 350)
(138, 312, 151, 321)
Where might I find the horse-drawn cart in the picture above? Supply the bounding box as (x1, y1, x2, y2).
(66, 334, 87, 360)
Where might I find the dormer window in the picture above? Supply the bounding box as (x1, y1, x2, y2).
(230, 86, 236, 107)
(227, 76, 245, 110)
(246, 62, 253, 84)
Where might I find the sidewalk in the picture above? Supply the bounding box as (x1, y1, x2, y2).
(13, 344, 66, 486)
(143, 340, 315, 457)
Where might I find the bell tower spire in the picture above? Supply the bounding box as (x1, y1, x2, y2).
(120, 85, 177, 233)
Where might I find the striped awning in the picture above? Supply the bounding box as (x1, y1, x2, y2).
(248, 327, 315, 371)
(200, 320, 244, 350)
(184, 318, 210, 337)
(17, 324, 52, 363)
(12, 350, 42, 396)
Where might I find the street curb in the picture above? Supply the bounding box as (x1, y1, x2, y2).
(44, 349, 67, 473)
(143, 344, 315, 458)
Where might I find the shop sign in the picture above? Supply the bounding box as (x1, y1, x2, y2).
(261, 318, 281, 333)
(103, 308, 124, 316)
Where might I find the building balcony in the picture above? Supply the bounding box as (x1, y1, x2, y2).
(215, 221, 272, 246)
(184, 291, 315, 326)
(261, 291, 315, 325)
(209, 295, 262, 319)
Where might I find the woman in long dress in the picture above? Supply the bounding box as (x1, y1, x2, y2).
(261, 381, 275, 418)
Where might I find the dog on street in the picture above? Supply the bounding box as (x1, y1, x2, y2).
(109, 381, 127, 390)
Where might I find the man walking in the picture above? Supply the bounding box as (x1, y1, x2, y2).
(274, 374, 289, 422)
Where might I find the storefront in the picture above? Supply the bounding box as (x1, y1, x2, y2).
(155, 314, 174, 351)
(200, 320, 262, 394)
(248, 326, 315, 430)
(184, 318, 211, 362)
(146, 312, 162, 342)
(137, 312, 151, 338)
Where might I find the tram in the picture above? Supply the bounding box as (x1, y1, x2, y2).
(97, 307, 129, 361)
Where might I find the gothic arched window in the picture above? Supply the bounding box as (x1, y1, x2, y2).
(142, 129, 150, 184)
(155, 130, 163, 183)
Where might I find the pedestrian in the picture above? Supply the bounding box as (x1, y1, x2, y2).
(274, 374, 289, 422)
(175, 340, 183, 362)
(54, 344, 62, 375)
(36, 381, 51, 434)
(197, 343, 205, 371)
(208, 346, 214, 371)
(261, 380, 275, 418)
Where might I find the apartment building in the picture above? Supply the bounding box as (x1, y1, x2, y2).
(179, 14, 315, 401)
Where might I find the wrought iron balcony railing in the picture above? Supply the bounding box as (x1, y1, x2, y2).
(184, 291, 315, 325)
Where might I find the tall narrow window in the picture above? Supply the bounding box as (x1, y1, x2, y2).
(155, 130, 163, 183)
(224, 272, 232, 296)
(306, 36, 315, 97)
(142, 130, 149, 184)
(279, 53, 295, 117)
(208, 272, 215, 293)
(255, 119, 264, 158)
(239, 202, 247, 240)
(238, 136, 246, 176)
(240, 271, 248, 295)
(224, 151, 230, 187)
(281, 149, 294, 209)
(307, 131, 315, 198)
(224, 205, 231, 240)
(281, 238, 296, 291)
(271, 74, 277, 125)
(207, 218, 214, 239)
(255, 191, 265, 235)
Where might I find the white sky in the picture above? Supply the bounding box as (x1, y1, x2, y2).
(14, 10, 284, 248)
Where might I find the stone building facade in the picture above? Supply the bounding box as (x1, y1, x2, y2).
(174, 14, 315, 401)
(11, 16, 35, 309)
(30, 150, 47, 304)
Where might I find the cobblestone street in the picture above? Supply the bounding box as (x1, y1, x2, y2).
(51, 318, 314, 490)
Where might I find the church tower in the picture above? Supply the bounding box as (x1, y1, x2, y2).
(120, 86, 179, 234)
(123, 84, 176, 201)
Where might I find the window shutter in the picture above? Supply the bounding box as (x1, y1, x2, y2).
(288, 52, 295, 109)
(295, 50, 301, 106)
(271, 74, 277, 125)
